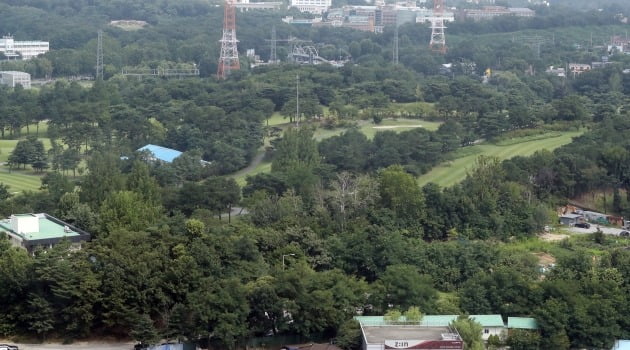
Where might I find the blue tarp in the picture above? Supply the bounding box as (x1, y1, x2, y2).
(137, 144, 183, 163)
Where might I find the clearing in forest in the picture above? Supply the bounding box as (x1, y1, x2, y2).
(417, 131, 582, 187)
(234, 118, 442, 185)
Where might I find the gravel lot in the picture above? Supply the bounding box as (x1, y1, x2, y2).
(566, 225, 628, 236)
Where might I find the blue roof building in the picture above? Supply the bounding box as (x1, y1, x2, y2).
(137, 144, 183, 163)
(613, 340, 630, 350)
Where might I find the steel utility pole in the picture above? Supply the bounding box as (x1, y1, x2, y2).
(393, 23, 399, 65)
(295, 74, 300, 127)
(270, 25, 277, 64)
(96, 30, 104, 80)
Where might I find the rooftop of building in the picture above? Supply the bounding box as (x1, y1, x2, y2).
(614, 340, 630, 350)
(0, 71, 30, 75)
(355, 315, 506, 328)
(0, 213, 82, 241)
(137, 144, 183, 163)
(361, 325, 455, 344)
(507, 317, 538, 330)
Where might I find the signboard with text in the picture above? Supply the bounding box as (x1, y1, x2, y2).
(384, 340, 463, 350)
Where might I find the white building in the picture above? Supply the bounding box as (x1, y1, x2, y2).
(0, 71, 31, 89)
(290, 0, 332, 14)
(414, 8, 456, 23)
(0, 213, 91, 253)
(0, 35, 49, 60)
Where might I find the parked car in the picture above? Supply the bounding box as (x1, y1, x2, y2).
(0, 344, 19, 350)
(620, 230, 630, 237)
(575, 222, 591, 229)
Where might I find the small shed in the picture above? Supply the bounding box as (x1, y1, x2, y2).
(559, 213, 582, 226)
(470, 315, 505, 340)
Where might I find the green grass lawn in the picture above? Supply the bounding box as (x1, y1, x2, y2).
(0, 169, 44, 193)
(234, 161, 271, 187)
(0, 137, 53, 163)
(0, 121, 54, 192)
(313, 118, 442, 140)
(267, 112, 289, 126)
(417, 131, 582, 187)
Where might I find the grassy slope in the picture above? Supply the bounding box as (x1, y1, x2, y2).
(417, 131, 582, 187)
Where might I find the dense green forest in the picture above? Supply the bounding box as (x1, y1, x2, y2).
(1, 0, 630, 349)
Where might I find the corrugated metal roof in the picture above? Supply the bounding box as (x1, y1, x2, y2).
(560, 213, 582, 219)
(355, 315, 506, 328)
(470, 315, 505, 327)
(507, 317, 538, 330)
(137, 144, 183, 163)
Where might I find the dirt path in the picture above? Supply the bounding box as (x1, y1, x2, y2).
(230, 149, 266, 179)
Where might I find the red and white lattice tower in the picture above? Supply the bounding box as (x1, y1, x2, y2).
(429, 0, 447, 54)
(217, 0, 240, 79)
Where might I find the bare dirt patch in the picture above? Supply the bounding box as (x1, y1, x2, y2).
(539, 233, 569, 242)
(532, 252, 556, 265)
(109, 20, 148, 30)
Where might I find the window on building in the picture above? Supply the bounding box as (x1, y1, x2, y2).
(484, 329, 489, 334)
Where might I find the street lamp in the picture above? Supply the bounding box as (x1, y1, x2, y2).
(282, 253, 296, 270)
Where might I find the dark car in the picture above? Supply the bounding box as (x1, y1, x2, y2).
(620, 230, 630, 237)
(133, 344, 149, 350)
(575, 222, 591, 229)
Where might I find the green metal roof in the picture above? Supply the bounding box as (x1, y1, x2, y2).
(355, 315, 506, 328)
(507, 317, 538, 330)
(470, 315, 505, 327)
(0, 214, 81, 241)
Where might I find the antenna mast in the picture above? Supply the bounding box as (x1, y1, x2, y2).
(296, 74, 300, 127)
(270, 25, 277, 64)
(429, 0, 447, 54)
(393, 24, 399, 64)
(96, 30, 104, 80)
(217, 0, 240, 79)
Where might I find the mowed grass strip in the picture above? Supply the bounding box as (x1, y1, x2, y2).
(418, 131, 582, 187)
(0, 170, 43, 193)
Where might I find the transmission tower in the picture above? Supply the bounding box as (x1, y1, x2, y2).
(96, 30, 104, 80)
(217, 0, 240, 79)
(429, 0, 447, 54)
(519, 35, 549, 59)
(393, 24, 399, 65)
(270, 25, 277, 64)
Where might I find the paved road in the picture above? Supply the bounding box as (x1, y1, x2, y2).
(566, 226, 628, 236)
(2, 342, 134, 350)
